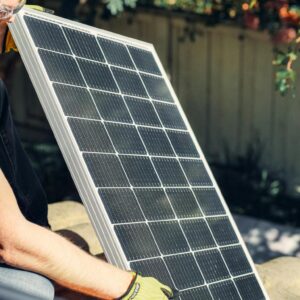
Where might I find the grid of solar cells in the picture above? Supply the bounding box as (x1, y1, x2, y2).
(22, 13, 266, 300)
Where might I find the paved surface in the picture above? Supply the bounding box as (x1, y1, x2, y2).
(234, 214, 300, 263)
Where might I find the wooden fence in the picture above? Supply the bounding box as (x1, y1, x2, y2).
(95, 11, 300, 194)
(8, 8, 300, 194)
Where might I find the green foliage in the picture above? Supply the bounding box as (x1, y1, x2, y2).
(275, 68, 296, 96)
(106, 0, 137, 15)
(273, 44, 299, 96)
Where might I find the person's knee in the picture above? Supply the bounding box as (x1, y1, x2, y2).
(0, 265, 55, 300)
(29, 273, 55, 300)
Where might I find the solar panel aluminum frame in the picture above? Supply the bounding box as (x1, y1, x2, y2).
(10, 8, 269, 299)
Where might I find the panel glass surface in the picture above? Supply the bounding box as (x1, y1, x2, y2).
(149, 221, 189, 255)
(63, 27, 105, 61)
(105, 123, 146, 155)
(98, 37, 135, 69)
(166, 188, 202, 218)
(53, 84, 100, 119)
(91, 90, 132, 123)
(111, 67, 148, 98)
(134, 188, 175, 221)
(68, 118, 114, 153)
(21, 13, 266, 300)
(128, 46, 162, 75)
(125, 97, 161, 127)
(209, 280, 241, 300)
(99, 189, 145, 223)
(138, 127, 175, 156)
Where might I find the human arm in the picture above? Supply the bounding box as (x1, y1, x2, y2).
(0, 169, 133, 299)
(0, 169, 173, 299)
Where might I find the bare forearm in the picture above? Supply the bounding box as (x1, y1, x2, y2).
(4, 220, 132, 299)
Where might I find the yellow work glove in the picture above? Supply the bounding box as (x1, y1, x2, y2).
(3, 5, 53, 54)
(119, 273, 173, 300)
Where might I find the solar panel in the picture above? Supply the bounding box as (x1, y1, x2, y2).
(10, 8, 269, 299)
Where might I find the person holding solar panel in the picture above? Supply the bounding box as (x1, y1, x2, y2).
(0, 1, 174, 299)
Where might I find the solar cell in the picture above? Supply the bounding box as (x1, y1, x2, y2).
(209, 280, 241, 300)
(77, 59, 118, 91)
(111, 67, 148, 97)
(180, 219, 216, 250)
(166, 188, 202, 218)
(152, 158, 188, 187)
(194, 249, 230, 283)
(11, 9, 268, 300)
(130, 258, 174, 288)
(235, 275, 266, 300)
(128, 46, 162, 75)
(91, 90, 132, 123)
(141, 74, 173, 102)
(164, 253, 204, 290)
(154, 102, 187, 129)
(180, 159, 212, 186)
(149, 221, 189, 255)
(99, 189, 145, 223)
(207, 217, 239, 246)
(119, 155, 160, 187)
(98, 37, 135, 70)
(68, 118, 114, 153)
(167, 130, 199, 158)
(53, 84, 100, 119)
(221, 245, 253, 276)
(83, 153, 129, 187)
(39, 50, 85, 86)
(134, 188, 175, 221)
(64, 27, 105, 61)
(115, 223, 160, 260)
(24, 16, 71, 54)
(125, 97, 161, 127)
(179, 286, 213, 300)
(105, 123, 146, 155)
(138, 127, 175, 156)
(193, 188, 226, 216)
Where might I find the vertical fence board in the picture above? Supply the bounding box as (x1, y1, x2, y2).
(285, 60, 300, 194)
(207, 30, 224, 160)
(252, 39, 274, 167)
(239, 35, 256, 156)
(171, 20, 209, 146)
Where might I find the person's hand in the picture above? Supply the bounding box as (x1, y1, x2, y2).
(119, 273, 173, 300)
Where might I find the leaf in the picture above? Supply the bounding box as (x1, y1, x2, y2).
(124, 0, 138, 9)
(106, 0, 124, 15)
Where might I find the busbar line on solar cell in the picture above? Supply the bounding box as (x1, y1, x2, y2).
(52, 79, 181, 108)
(11, 9, 268, 300)
(54, 113, 190, 133)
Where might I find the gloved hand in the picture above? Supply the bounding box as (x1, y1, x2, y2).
(119, 273, 173, 300)
(2, 5, 54, 54)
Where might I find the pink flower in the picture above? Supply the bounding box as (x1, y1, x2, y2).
(273, 27, 297, 44)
